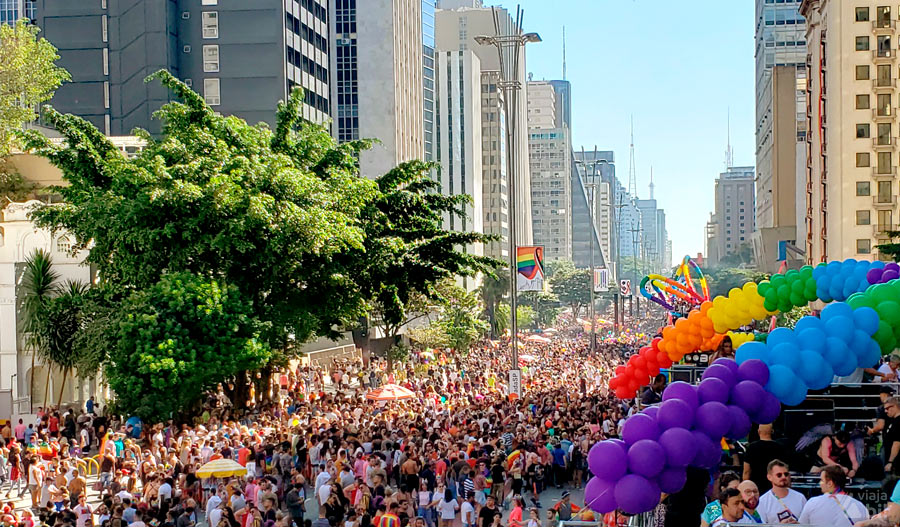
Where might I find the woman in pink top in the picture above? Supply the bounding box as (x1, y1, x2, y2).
(508, 496, 525, 527)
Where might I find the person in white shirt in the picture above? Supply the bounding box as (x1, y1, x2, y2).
(207, 500, 223, 527)
(460, 493, 476, 527)
(158, 478, 173, 504)
(877, 355, 900, 381)
(205, 489, 223, 523)
(798, 465, 868, 526)
(757, 460, 807, 523)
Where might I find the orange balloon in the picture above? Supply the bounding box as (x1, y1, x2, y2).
(700, 301, 713, 315)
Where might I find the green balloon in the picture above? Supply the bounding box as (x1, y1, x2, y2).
(791, 280, 805, 294)
(877, 301, 900, 327)
(789, 292, 805, 306)
(785, 269, 800, 280)
(771, 275, 786, 289)
(765, 289, 778, 303)
(875, 320, 895, 345)
(800, 265, 814, 280)
(777, 299, 793, 313)
(847, 292, 873, 309)
(872, 284, 896, 305)
(777, 285, 791, 300)
(884, 336, 898, 355)
(758, 281, 772, 297)
(804, 283, 818, 302)
(764, 298, 778, 311)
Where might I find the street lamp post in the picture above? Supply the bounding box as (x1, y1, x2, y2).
(585, 181, 598, 356)
(475, 7, 540, 389)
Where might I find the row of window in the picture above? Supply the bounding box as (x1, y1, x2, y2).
(854, 35, 892, 55)
(856, 6, 892, 26)
(285, 13, 328, 55)
(286, 46, 328, 84)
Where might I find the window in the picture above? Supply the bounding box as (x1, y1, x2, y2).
(101, 0, 107, 8)
(879, 122, 892, 145)
(858, 123, 871, 138)
(858, 181, 872, 196)
(878, 151, 893, 174)
(879, 209, 893, 229)
(858, 239, 872, 254)
(878, 64, 893, 86)
(102, 47, 108, 75)
(202, 0, 217, 4)
(857, 65, 871, 80)
(202, 12, 218, 39)
(858, 152, 871, 167)
(877, 6, 892, 27)
(857, 7, 870, 21)
(857, 210, 872, 225)
(878, 93, 892, 116)
(103, 81, 109, 109)
(857, 94, 871, 109)
(878, 180, 893, 202)
(203, 45, 219, 72)
(204, 78, 220, 106)
(857, 36, 870, 51)
(878, 35, 893, 57)
(102, 14, 107, 42)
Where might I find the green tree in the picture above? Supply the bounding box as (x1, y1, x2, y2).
(876, 231, 900, 261)
(520, 290, 560, 329)
(105, 273, 270, 422)
(407, 324, 449, 349)
(549, 262, 591, 319)
(718, 243, 756, 268)
(479, 267, 509, 338)
(19, 249, 59, 408)
(437, 285, 488, 354)
(0, 20, 70, 156)
(43, 279, 88, 406)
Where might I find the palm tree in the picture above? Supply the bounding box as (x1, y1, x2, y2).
(19, 249, 60, 410)
(479, 267, 509, 339)
(45, 280, 88, 406)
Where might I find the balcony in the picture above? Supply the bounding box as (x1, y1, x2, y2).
(874, 78, 898, 91)
(873, 166, 898, 179)
(874, 137, 897, 150)
(873, 195, 898, 208)
(874, 224, 900, 236)
(874, 108, 897, 121)
(874, 19, 897, 32)
(874, 49, 897, 63)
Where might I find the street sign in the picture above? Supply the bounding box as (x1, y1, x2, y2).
(593, 268, 609, 293)
(508, 369, 522, 398)
(619, 279, 632, 296)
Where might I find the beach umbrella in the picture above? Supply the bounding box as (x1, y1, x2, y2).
(366, 383, 416, 401)
(196, 458, 247, 479)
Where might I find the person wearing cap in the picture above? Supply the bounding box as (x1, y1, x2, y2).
(551, 492, 575, 522)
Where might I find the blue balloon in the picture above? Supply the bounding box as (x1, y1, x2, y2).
(781, 377, 808, 406)
(817, 285, 833, 303)
(736, 341, 769, 364)
(813, 264, 826, 280)
(853, 307, 881, 336)
(844, 258, 859, 266)
(824, 337, 850, 368)
(796, 328, 826, 352)
(825, 316, 855, 343)
(826, 261, 842, 275)
(798, 349, 826, 387)
(828, 282, 843, 301)
(765, 364, 797, 403)
(834, 353, 859, 377)
(771, 343, 802, 372)
(873, 260, 887, 270)
(851, 330, 875, 358)
(767, 327, 796, 349)
(822, 302, 854, 323)
(810, 360, 835, 390)
(860, 342, 882, 369)
(795, 316, 824, 334)
(842, 281, 857, 300)
(859, 278, 871, 292)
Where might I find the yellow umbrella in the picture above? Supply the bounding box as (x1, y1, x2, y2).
(196, 458, 247, 479)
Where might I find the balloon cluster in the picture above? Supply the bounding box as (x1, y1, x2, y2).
(608, 338, 674, 400)
(865, 261, 895, 285)
(725, 331, 755, 348)
(707, 282, 773, 334)
(847, 278, 900, 353)
(585, 358, 779, 516)
(735, 302, 882, 405)
(658, 303, 716, 363)
(813, 259, 882, 303)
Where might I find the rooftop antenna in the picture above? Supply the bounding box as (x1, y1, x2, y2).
(562, 26, 567, 80)
(725, 107, 734, 169)
(628, 115, 637, 200)
(649, 166, 655, 200)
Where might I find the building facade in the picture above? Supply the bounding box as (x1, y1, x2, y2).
(801, 0, 900, 263)
(423, 0, 436, 165)
(331, 0, 424, 178)
(754, 0, 807, 272)
(527, 81, 572, 262)
(1, 0, 35, 24)
(33, 0, 330, 135)
(706, 166, 757, 266)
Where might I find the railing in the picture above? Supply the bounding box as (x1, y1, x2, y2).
(873, 194, 898, 206)
(874, 19, 896, 31)
(806, 382, 900, 425)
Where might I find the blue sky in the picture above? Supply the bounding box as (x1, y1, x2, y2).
(486, 0, 756, 261)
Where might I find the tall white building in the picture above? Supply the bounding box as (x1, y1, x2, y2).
(434, 49, 484, 261)
(527, 81, 572, 262)
(330, 0, 424, 178)
(706, 166, 756, 266)
(435, 5, 533, 260)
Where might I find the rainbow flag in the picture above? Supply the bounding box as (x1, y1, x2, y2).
(517, 246, 544, 280)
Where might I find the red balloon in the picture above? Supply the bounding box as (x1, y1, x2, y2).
(615, 387, 632, 399)
(615, 365, 627, 376)
(651, 337, 662, 351)
(609, 377, 619, 390)
(647, 364, 660, 376)
(633, 356, 646, 369)
(632, 367, 649, 381)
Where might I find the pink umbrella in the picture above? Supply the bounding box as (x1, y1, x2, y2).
(366, 384, 416, 401)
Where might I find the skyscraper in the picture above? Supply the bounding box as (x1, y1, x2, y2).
(801, 1, 899, 263)
(527, 81, 572, 262)
(330, 0, 424, 178)
(32, 0, 330, 135)
(706, 166, 756, 266)
(423, 0, 436, 165)
(754, 0, 807, 271)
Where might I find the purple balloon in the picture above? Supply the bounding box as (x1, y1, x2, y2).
(627, 439, 666, 478)
(584, 476, 618, 514)
(658, 427, 696, 468)
(658, 468, 688, 494)
(887, 262, 900, 273)
(753, 392, 783, 424)
(702, 363, 737, 388)
(884, 270, 900, 282)
(868, 268, 885, 284)
(737, 359, 770, 386)
(691, 430, 721, 469)
(712, 358, 740, 376)
(730, 380, 766, 415)
(614, 474, 661, 515)
(587, 440, 627, 480)
(621, 413, 660, 445)
(698, 377, 730, 405)
(657, 398, 695, 430)
(727, 405, 752, 439)
(643, 406, 660, 420)
(662, 381, 699, 409)
(695, 401, 732, 439)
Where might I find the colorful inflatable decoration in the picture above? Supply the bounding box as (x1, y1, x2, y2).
(593, 259, 900, 515)
(640, 256, 711, 311)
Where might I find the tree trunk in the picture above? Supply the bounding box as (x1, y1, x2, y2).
(29, 353, 35, 413)
(230, 371, 250, 410)
(42, 364, 51, 410)
(259, 364, 274, 404)
(56, 367, 68, 408)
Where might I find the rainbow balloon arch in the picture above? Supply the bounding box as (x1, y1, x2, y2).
(588, 258, 900, 516)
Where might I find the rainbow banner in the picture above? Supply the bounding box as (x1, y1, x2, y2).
(516, 246, 544, 292)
